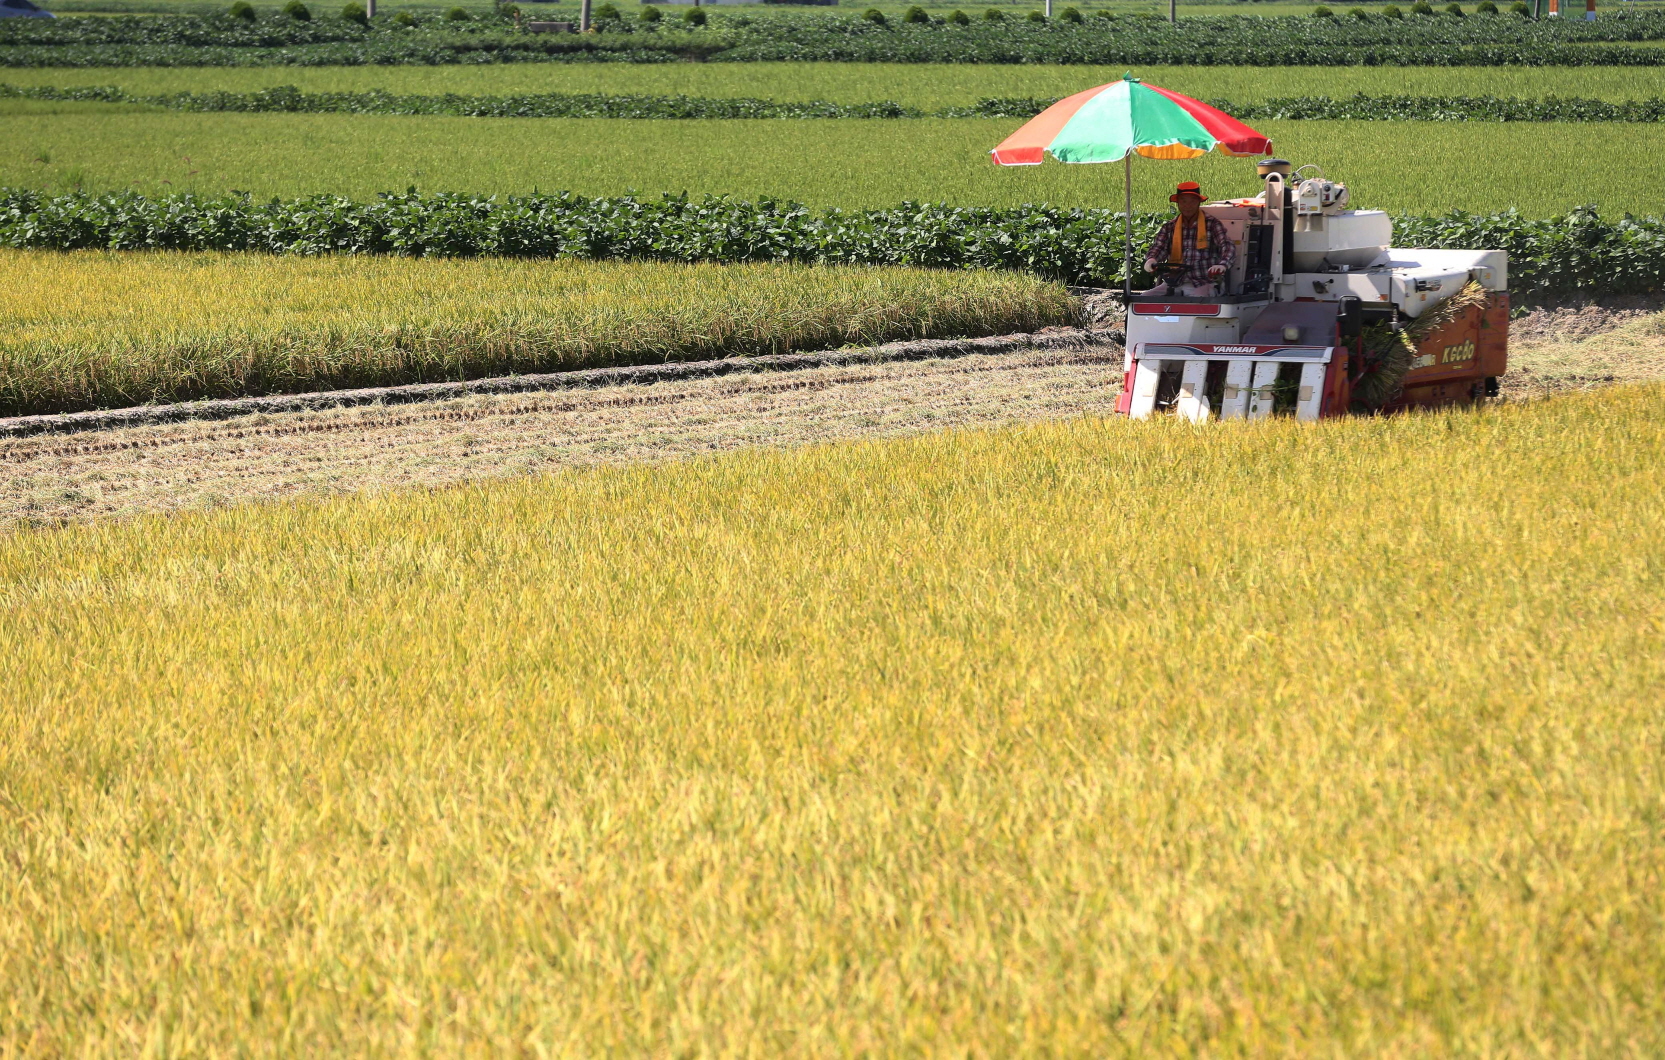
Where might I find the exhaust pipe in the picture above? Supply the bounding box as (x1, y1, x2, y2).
(1264, 172, 1285, 290)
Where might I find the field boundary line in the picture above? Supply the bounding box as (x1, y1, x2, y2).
(0, 328, 1118, 441)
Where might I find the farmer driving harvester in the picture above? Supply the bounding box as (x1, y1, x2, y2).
(1142, 181, 1234, 296)
(991, 77, 1512, 421)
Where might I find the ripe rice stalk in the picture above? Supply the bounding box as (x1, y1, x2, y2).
(1353, 326, 1414, 412)
(1, 385, 1663, 1053)
(0, 250, 1075, 417)
(1353, 280, 1488, 411)
(1406, 279, 1491, 343)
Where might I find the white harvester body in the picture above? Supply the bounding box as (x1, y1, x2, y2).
(1120, 163, 1510, 421)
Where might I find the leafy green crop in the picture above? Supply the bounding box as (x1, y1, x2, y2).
(12, 83, 1665, 123)
(7, 61, 1665, 109)
(2, 188, 1657, 297)
(1225, 92, 1665, 121)
(0, 83, 923, 118)
(9, 9, 1665, 67)
(961, 92, 1665, 122)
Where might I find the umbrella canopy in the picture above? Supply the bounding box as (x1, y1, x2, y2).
(990, 76, 1271, 167)
(989, 76, 1273, 341)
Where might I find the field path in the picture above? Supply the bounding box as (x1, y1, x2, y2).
(0, 346, 1125, 525)
(5, 309, 1661, 527)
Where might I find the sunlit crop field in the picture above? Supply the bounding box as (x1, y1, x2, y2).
(7, 62, 1665, 106)
(4, 110, 1661, 215)
(0, 250, 1071, 415)
(2, 385, 1662, 1053)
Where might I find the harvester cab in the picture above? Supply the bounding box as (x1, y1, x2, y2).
(1119, 160, 1509, 421)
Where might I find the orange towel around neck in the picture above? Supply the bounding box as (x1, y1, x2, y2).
(1167, 212, 1208, 264)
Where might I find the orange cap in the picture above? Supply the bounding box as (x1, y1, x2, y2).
(1169, 181, 1208, 203)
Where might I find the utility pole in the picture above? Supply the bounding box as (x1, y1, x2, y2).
(1170, 0, 1176, 22)
(580, 0, 591, 29)
(364, 0, 374, 17)
(1045, 0, 1052, 16)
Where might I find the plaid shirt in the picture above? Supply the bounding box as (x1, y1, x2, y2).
(1146, 214, 1235, 288)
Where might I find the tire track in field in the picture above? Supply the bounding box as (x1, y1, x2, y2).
(0, 352, 1123, 465)
(0, 347, 1126, 525)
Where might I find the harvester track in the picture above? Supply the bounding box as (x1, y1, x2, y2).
(0, 338, 1129, 525)
(2, 351, 1123, 465)
(0, 328, 1118, 442)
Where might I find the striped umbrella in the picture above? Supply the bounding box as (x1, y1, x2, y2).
(991, 75, 1272, 299)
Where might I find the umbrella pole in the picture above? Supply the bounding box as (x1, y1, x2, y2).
(1122, 153, 1133, 366)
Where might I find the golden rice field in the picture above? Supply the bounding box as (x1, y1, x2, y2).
(2, 384, 1662, 1054)
(0, 250, 1072, 416)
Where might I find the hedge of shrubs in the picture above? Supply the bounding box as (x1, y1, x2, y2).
(2, 189, 1660, 297)
(1229, 93, 1665, 122)
(8, 9, 1665, 67)
(0, 83, 919, 118)
(9, 84, 1665, 123)
(964, 93, 1665, 122)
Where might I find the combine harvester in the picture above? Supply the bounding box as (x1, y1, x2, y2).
(990, 77, 1510, 421)
(1120, 159, 1509, 422)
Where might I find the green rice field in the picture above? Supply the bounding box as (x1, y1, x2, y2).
(6, 62, 1665, 108)
(2, 107, 1658, 215)
(7, 62, 1661, 214)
